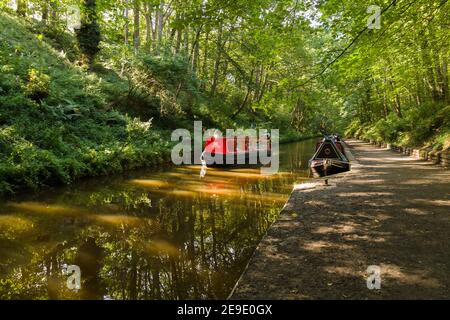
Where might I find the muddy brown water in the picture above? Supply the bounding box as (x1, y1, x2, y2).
(0, 139, 317, 299)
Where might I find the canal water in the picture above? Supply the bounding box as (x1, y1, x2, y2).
(0, 139, 317, 299)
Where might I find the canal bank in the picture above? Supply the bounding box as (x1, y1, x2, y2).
(231, 139, 450, 299)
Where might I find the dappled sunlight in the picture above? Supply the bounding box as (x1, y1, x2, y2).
(93, 214, 148, 227)
(7, 202, 87, 216)
(260, 244, 292, 261)
(349, 179, 387, 185)
(165, 172, 188, 178)
(0, 215, 35, 236)
(145, 240, 181, 257)
(403, 208, 431, 216)
(188, 180, 244, 192)
(303, 199, 331, 207)
(151, 188, 199, 198)
(313, 222, 359, 235)
(245, 192, 289, 204)
(336, 192, 394, 197)
(197, 169, 270, 180)
(323, 266, 357, 277)
(380, 264, 442, 289)
(129, 179, 170, 188)
(189, 186, 243, 197)
(400, 179, 437, 185)
(357, 212, 392, 222)
(294, 182, 319, 190)
(302, 240, 354, 252)
(147, 183, 290, 203)
(351, 199, 397, 208)
(412, 199, 450, 207)
(182, 165, 209, 171)
(276, 172, 300, 177)
(229, 168, 261, 174)
(343, 234, 387, 243)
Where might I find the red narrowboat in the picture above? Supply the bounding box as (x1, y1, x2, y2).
(201, 135, 271, 167)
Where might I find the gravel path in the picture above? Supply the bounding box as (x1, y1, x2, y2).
(231, 140, 450, 299)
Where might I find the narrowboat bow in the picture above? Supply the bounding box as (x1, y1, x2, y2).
(309, 135, 350, 177)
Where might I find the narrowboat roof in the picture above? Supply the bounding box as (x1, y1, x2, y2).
(310, 138, 348, 162)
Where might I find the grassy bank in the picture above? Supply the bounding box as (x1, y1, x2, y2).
(0, 14, 172, 195)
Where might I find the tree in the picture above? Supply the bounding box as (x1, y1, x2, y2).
(16, 0, 27, 16)
(76, 0, 101, 69)
(133, 0, 140, 53)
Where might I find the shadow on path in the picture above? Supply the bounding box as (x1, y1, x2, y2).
(232, 140, 450, 299)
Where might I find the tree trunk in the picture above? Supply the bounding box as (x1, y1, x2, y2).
(439, 56, 449, 102)
(175, 28, 182, 53)
(202, 31, 209, 78)
(394, 94, 402, 118)
(151, 10, 158, 52)
(133, 0, 140, 53)
(190, 26, 202, 72)
(231, 87, 251, 119)
(156, 1, 164, 53)
(183, 26, 189, 54)
(50, 0, 58, 24)
(383, 91, 389, 118)
(210, 23, 223, 97)
(143, 2, 152, 51)
(232, 68, 255, 119)
(124, 0, 129, 45)
(17, 0, 26, 16)
(42, 2, 49, 22)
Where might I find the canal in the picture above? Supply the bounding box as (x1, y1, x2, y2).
(0, 139, 317, 299)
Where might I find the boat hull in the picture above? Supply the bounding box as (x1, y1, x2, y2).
(203, 150, 271, 168)
(309, 159, 350, 177)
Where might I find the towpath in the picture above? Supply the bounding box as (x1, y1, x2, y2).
(231, 140, 450, 299)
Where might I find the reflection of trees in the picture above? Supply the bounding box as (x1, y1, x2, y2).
(0, 146, 308, 299)
(75, 237, 104, 299)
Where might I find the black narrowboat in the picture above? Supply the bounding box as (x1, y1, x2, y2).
(309, 135, 350, 177)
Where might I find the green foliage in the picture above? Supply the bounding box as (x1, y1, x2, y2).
(0, 13, 170, 195)
(26, 68, 50, 102)
(433, 131, 450, 151)
(349, 101, 450, 149)
(30, 23, 81, 63)
(325, 0, 450, 150)
(76, 0, 101, 67)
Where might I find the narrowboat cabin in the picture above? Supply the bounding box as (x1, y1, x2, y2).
(201, 135, 271, 167)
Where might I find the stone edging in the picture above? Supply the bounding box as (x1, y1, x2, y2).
(362, 139, 449, 168)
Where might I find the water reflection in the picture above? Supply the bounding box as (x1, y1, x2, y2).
(0, 139, 316, 299)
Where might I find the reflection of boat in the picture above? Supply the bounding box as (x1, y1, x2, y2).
(202, 136, 271, 167)
(309, 135, 350, 177)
